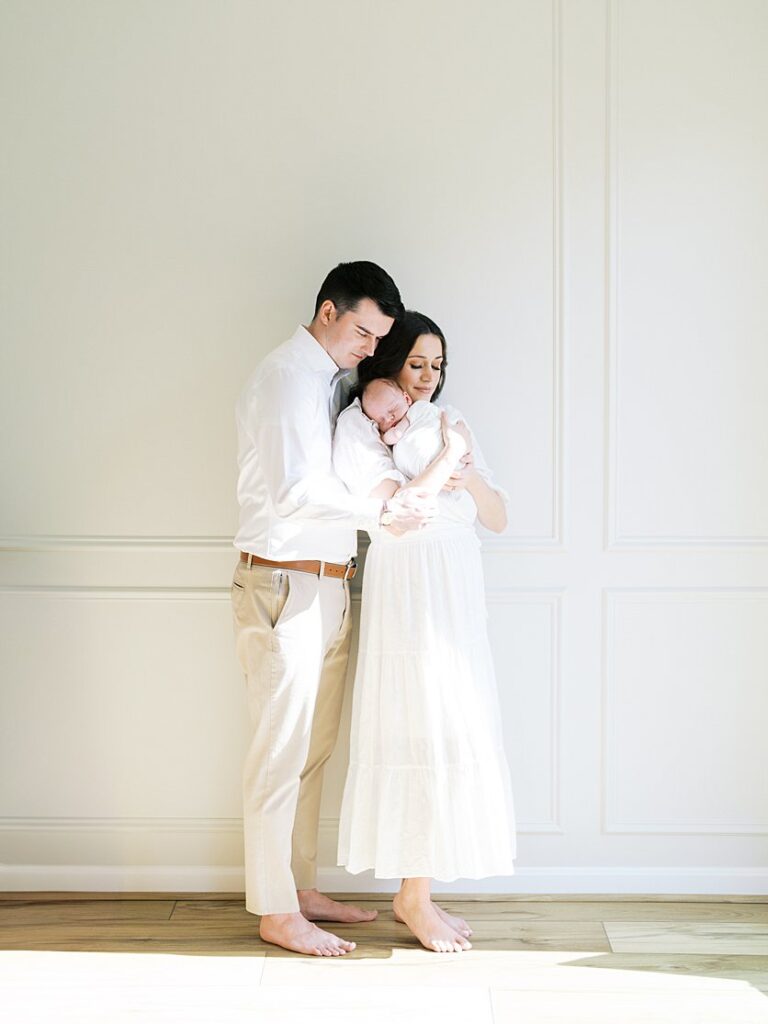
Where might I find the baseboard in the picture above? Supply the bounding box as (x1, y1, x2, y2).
(2, 864, 767, 896)
(317, 866, 768, 896)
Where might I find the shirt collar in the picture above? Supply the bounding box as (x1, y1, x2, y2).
(292, 325, 351, 387)
(350, 396, 381, 437)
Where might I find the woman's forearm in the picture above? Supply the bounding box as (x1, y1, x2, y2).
(466, 475, 508, 533)
(404, 442, 465, 496)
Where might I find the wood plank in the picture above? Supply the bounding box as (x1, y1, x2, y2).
(1, 891, 766, 903)
(0, 938, 267, 955)
(0, 899, 175, 925)
(345, 900, 768, 926)
(259, 947, 768, 989)
(0, 919, 268, 955)
(0, 921, 263, 942)
(490, 987, 768, 1023)
(567, 951, 768, 989)
(170, 899, 252, 922)
(169, 897, 768, 925)
(605, 922, 768, 955)
(426, 900, 768, 924)
(1, 973, 488, 1024)
(326, 919, 611, 951)
(371, 893, 768, 904)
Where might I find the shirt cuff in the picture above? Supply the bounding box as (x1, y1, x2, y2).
(354, 495, 384, 533)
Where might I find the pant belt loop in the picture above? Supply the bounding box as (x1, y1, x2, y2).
(318, 560, 325, 579)
(247, 553, 253, 569)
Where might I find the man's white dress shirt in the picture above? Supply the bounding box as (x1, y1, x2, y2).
(234, 326, 382, 562)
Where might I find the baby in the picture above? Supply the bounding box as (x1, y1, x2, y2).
(361, 377, 452, 481)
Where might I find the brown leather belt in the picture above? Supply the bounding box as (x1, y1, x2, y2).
(239, 551, 357, 580)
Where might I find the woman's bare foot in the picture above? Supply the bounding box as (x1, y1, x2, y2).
(392, 892, 471, 953)
(259, 912, 356, 956)
(298, 889, 378, 924)
(433, 903, 473, 937)
(394, 900, 472, 937)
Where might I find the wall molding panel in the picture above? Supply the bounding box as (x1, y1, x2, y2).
(602, 588, 768, 836)
(603, 0, 768, 551)
(486, 588, 564, 834)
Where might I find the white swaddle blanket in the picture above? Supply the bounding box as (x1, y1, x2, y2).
(390, 402, 479, 525)
(390, 400, 446, 479)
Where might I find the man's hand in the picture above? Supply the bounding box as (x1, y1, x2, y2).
(384, 487, 437, 531)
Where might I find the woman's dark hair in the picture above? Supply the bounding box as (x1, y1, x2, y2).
(314, 261, 404, 320)
(355, 310, 448, 402)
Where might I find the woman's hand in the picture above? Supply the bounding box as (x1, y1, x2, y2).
(440, 412, 472, 459)
(443, 450, 478, 492)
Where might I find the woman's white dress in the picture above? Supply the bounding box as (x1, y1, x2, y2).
(332, 398, 516, 880)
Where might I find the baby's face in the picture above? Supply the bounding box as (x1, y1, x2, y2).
(362, 381, 411, 434)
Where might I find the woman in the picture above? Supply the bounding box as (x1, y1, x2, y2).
(332, 311, 516, 954)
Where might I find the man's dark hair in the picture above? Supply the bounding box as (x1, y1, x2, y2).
(313, 261, 404, 320)
(355, 310, 448, 402)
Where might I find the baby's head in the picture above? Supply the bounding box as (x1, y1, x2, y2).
(361, 378, 412, 434)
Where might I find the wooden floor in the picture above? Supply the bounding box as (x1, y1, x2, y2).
(1, 892, 768, 1023)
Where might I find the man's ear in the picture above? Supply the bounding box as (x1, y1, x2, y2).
(320, 299, 336, 325)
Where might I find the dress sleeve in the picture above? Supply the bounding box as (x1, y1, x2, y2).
(333, 401, 407, 497)
(438, 402, 511, 507)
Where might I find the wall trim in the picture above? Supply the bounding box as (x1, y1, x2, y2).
(0, 535, 568, 555)
(0, 813, 562, 837)
(1, 863, 766, 896)
(0, 816, 243, 834)
(0, 536, 236, 552)
(549, 0, 566, 548)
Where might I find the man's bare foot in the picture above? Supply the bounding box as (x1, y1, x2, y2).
(392, 892, 472, 953)
(394, 900, 472, 937)
(298, 889, 378, 924)
(259, 912, 356, 956)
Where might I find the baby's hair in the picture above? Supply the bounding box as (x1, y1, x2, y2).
(362, 377, 402, 397)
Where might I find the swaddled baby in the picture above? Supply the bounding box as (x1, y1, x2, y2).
(361, 377, 456, 480)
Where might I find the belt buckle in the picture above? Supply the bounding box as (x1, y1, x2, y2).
(343, 557, 357, 581)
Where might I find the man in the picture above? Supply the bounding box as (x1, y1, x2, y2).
(232, 261, 434, 956)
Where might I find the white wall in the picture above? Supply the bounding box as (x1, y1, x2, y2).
(1, 0, 767, 894)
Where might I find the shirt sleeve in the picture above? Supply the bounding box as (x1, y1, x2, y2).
(240, 368, 383, 529)
(333, 402, 407, 497)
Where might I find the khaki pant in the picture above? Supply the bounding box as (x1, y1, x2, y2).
(231, 560, 352, 915)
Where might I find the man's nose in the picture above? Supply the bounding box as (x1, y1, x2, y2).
(362, 336, 376, 355)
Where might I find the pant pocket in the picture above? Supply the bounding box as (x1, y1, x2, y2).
(270, 570, 291, 629)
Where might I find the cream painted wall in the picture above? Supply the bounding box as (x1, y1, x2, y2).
(1, 0, 767, 894)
